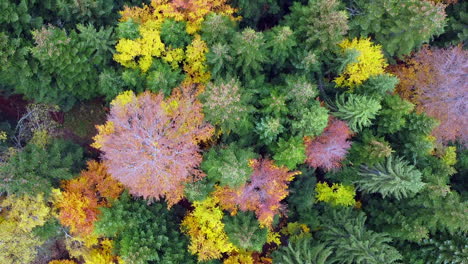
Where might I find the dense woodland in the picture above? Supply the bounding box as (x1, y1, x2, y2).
(0, 0, 467, 263)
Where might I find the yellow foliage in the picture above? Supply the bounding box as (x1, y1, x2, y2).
(334, 38, 388, 89)
(92, 121, 115, 149)
(0, 220, 43, 264)
(0, 130, 7, 141)
(84, 239, 120, 264)
(1, 193, 52, 232)
(181, 196, 237, 261)
(266, 229, 281, 246)
(163, 48, 185, 69)
(184, 35, 210, 84)
(315, 182, 356, 207)
(280, 222, 311, 243)
(224, 251, 254, 264)
(30, 129, 50, 148)
(442, 146, 457, 166)
(111, 90, 137, 108)
(0, 194, 53, 264)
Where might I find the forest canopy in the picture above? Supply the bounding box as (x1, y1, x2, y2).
(0, 0, 467, 263)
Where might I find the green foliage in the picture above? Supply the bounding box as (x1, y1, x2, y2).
(353, 74, 399, 98)
(116, 18, 140, 39)
(272, 238, 333, 264)
(161, 19, 192, 48)
(376, 94, 414, 134)
(265, 26, 297, 68)
(357, 155, 425, 200)
(184, 178, 215, 203)
(414, 232, 468, 264)
(145, 60, 185, 96)
(94, 192, 196, 264)
(259, 90, 288, 118)
(319, 208, 403, 263)
(284, 75, 319, 110)
(290, 103, 329, 137)
(201, 144, 256, 188)
(347, 130, 393, 166)
(223, 211, 267, 252)
(201, 14, 237, 45)
(206, 42, 234, 78)
(199, 78, 253, 135)
(286, 170, 320, 228)
(273, 136, 306, 170)
(22, 24, 114, 109)
(256, 116, 284, 144)
(432, 1, 467, 47)
(63, 100, 107, 139)
(0, 139, 83, 196)
(231, 0, 286, 29)
(348, 0, 446, 57)
(332, 93, 381, 132)
(284, 0, 348, 54)
(366, 190, 468, 242)
(232, 28, 267, 80)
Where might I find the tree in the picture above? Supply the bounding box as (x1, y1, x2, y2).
(223, 211, 268, 252)
(348, 0, 446, 57)
(199, 78, 253, 135)
(305, 118, 353, 171)
(272, 238, 333, 264)
(273, 136, 306, 170)
(315, 182, 356, 207)
(181, 196, 236, 261)
(215, 159, 299, 227)
(0, 194, 52, 264)
(357, 155, 425, 200)
(318, 209, 403, 263)
(390, 45, 468, 146)
(201, 144, 257, 188)
(290, 103, 329, 138)
(0, 139, 83, 196)
(94, 192, 195, 264)
(54, 161, 123, 236)
(334, 38, 388, 89)
(232, 28, 267, 80)
(284, 0, 348, 54)
(332, 93, 381, 132)
(93, 89, 213, 206)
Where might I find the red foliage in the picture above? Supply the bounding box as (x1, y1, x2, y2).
(305, 118, 352, 171)
(99, 88, 214, 206)
(56, 161, 123, 236)
(215, 159, 299, 227)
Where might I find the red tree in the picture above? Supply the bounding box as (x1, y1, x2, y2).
(215, 159, 299, 227)
(96, 87, 214, 206)
(392, 45, 467, 145)
(305, 118, 352, 171)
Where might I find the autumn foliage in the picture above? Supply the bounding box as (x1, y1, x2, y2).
(54, 161, 123, 236)
(215, 159, 299, 227)
(93, 88, 213, 206)
(390, 45, 468, 145)
(305, 118, 353, 171)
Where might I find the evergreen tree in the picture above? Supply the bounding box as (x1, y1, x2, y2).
(94, 192, 196, 264)
(223, 211, 268, 252)
(357, 155, 425, 200)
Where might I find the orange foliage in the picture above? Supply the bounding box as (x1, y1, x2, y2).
(214, 159, 299, 228)
(55, 161, 123, 236)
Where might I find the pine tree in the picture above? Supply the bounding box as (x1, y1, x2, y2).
(332, 93, 381, 132)
(357, 155, 425, 200)
(272, 237, 333, 264)
(318, 208, 403, 264)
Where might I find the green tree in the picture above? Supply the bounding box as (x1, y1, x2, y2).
(94, 192, 196, 264)
(223, 211, 268, 252)
(332, 93, 381, 132)
(0, 139, 83, 196)
(357, 155, 425, 200)
(272, 238, 333, 264)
